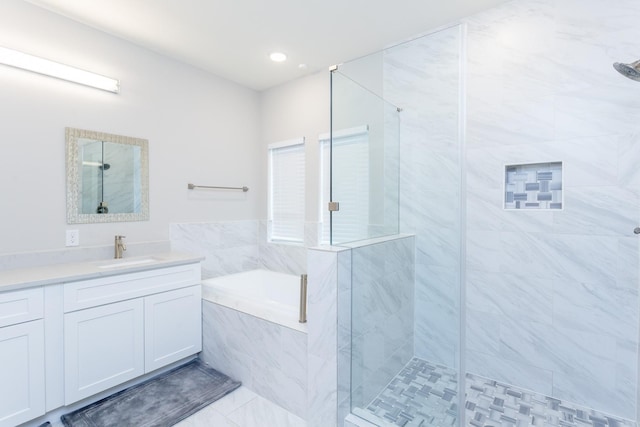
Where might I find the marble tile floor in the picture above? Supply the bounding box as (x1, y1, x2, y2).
(48, 386, 306, 427)
(360, 358, 636, 427)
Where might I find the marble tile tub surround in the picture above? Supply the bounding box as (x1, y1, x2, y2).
(201, 300, 308, 419)
(170, 221, 259, 278)
(306, 245, 347, 427)
(199, 242, 347, 426)
(170, 220, 318, 279)
(379, 0, 640, 421)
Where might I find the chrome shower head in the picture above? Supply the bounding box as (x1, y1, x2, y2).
(613, 59, 640, 82)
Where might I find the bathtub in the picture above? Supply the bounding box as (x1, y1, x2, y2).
(201, 269, 306, 332)
(200, 269, 309, 417)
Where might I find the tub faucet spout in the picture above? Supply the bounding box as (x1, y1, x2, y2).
(299, 274, 308, 323)
(114, 235, 127, 259)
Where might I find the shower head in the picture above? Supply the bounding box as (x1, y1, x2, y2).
(613, 59, 640, 82)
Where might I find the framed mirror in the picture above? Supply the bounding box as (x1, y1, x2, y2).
(66, 127, 149, 223)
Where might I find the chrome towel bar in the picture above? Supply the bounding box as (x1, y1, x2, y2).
(187, 183, 249, 192)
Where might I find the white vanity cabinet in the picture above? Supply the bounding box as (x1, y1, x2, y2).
(63, 298, 145, 404)
(0, 287, 46, 427)
(63, 263, 201, 404)
(144, 285, 202, 372)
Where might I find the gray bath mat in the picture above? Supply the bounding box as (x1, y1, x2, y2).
(61, 359, 241, 427)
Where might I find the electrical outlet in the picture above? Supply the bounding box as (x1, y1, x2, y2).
(66, 229, 79, 247)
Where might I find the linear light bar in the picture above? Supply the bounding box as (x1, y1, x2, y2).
(0, 46, 120, 93)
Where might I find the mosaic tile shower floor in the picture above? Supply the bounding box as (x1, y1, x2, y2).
(358, 358, 635, 427)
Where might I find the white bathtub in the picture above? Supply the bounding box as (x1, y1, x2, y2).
(201, 269, 306, 332)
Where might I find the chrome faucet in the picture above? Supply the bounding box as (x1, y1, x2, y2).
(114, 235, 127, 259)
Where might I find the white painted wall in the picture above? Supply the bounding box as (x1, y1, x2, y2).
(259, 71, 329, 225)
(0, 0, 261, 254)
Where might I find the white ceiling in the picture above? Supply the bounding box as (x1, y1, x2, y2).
(24, 0, 508, 91)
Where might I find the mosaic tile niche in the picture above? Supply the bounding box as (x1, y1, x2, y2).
(505, 162, 562, 210)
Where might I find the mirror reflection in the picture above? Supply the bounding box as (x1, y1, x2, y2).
(66, 127, 149, 224)
(80, 139, 142, 214)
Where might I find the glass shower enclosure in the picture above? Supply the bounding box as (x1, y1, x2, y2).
(331, 24, 465, 426)
(333, 11, 640, 427)
(328, 69, 400, 246)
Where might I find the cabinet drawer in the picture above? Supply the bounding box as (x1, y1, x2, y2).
(0, 287, 44, 328)
(64, 263, 200, 312)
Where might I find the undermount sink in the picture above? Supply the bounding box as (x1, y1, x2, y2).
(97, 257, 159, 269)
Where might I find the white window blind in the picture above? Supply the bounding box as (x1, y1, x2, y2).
(319, 126, 369, 245)
(268, 138, 305, 243)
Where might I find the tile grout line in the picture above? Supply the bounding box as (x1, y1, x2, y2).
(359, 357, 636, 427)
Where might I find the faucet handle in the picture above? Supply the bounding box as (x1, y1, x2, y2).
(114, 235, 127, 259)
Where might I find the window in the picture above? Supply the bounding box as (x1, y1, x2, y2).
(319, 126, 369, 244)
(268, 138, 305, 243)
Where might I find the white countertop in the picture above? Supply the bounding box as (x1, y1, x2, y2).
(0, 252, 204, 292)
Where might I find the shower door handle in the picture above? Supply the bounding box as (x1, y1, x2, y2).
(634, 227, 640, 235)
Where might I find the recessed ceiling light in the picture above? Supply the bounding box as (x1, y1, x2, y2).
(270, 52, 287, 62)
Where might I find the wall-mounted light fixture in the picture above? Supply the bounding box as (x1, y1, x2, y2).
(0, 46, 120, 93)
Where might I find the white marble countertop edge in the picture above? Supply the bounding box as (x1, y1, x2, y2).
(0, 252, 204, 292)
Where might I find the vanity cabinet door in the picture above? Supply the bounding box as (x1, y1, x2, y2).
(144, 285, 202, 373)
(64, 299, 144, 404)
(0, 320, 45, 427)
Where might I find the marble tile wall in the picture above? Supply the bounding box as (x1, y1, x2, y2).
(383, 24, 463, 370)
(170, 220, 318, 279)
(200, 300, 308, 418)
(461, 0, 640, 419)
(337, 248, 353, 425)
(313, 235, 414, 427)
(379, 0, 640, 421)
(170, 221, 260, 279)
(306, 245, 346, 427)
(374, 0, 640, 421)
(257, 220, 316, 276)
(349, 236, 415, 411)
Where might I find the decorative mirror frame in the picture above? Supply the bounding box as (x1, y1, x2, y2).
(66, 127, 149, 223)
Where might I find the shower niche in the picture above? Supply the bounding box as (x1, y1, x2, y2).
(504, 162, 563, 210)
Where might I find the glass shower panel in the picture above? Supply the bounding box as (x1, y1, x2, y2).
(329, 70, 400, 245)
(333, 24, 465, 427)
(386, 24, 464, 427)
(348, 236, 416, 425)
